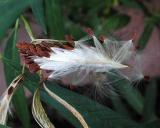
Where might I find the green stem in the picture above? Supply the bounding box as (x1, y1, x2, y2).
(21, 15, 35, 41)
(22, 64, 25, 74)
(0, 53, 2, 60)
(13, 18, 26, 74)
(20, 16, 35, 73)
(14, 18, 19, 32)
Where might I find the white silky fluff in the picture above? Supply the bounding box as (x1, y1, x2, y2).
(33, 36, 135, 86)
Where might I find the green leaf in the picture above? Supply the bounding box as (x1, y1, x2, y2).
(120, 0, 141, 9)
(131, 120, 160, 128)
(0, 0, 31, 39)
(1, 55, 138, 128)
(65, 19, 85, 39)
(45, 0, 65, 39)
(0, 124, 10, 128)
(143, 80, 157, 121)
(113, 80, 143, 114)
(108, 73, 143, 114)
(103, 14, 130, 31)
(24, 73, 138, 128)
(3, 20, 31, 128)
(138, 22, 154, 50)
(30, 0, 47, 34)
(110, 94, 130, 117)
(21, 15, 35, 40)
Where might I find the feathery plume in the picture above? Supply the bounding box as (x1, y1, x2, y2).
(33, 36, 133, 85)
(17, 34, 142, 95)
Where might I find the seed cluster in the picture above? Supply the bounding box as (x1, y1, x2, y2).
(17, 41, 74, 73)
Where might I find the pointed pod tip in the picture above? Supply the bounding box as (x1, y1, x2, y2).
(84, 27, 94, 37)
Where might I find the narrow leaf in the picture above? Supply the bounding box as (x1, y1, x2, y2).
(30, 0, 47, 33)
(32, 87, 55, 128)
(45, 0, 65, 39)
(110, 94, 130, 116)
(44, 84, 89, 128)
(131, 120, 160, 128)
(24, 73, 138, 128)
(0, 0, 31, 39)
(138, 22, 154, 50)
(120, 0, 141, 9)
(2, 51, 138, 128)
(21, 15, 35, 40)
(113, 80, 143, 114)
(3, 20, 31, 128)
(107, 73, 143, 114)
(143, 80, 157, 121)
(0, 124, 10, 128)
(103, 14, 130, 31)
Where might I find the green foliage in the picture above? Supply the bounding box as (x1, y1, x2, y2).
(138, 21, 154, 50)
(0, 124, 10, 128)
(143, 80, 157, 121)
(0, 0, 159, 128)
(3, 20, 31, 128)
(132, 120, 160, 128)
(45, 0, 65, 39)
(103, 14, 130, 31)
(114, 80, 143, 114)
(23, 73, 137, 128)
(30, 0, 47, 34)
(138, 14, 160, 50)
(0, 0, 31, 39)
(120, 0, 141, 9)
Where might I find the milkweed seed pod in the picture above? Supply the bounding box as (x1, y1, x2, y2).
(17, 35, 145, 94)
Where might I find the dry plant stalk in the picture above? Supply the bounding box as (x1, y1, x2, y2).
(43, 83, 89, 128)
(0, 74, 23, 124)
(32, 87, 55, 128)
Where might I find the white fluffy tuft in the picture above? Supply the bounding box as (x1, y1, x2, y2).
(33, 36, 135, 86)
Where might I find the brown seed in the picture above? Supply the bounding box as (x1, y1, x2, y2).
(17, 42, 29, 51)
(98, 35, 106, 43)
(24, 58, 34, 64)
(135, 44, 140, 50)
(28, 63, 40, 73)
(41, 42, 52, 52)
(29, 44, 37, 55)
(35, 44, 44, 57)
(144, 75, 150, 81)
(65, 35, 74, 42)
(84, 27, 94, 37)
(61, 44, 73, 50)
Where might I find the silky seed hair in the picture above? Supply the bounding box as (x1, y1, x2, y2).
(17, 34, 144, 95)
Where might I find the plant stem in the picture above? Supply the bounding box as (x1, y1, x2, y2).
(21, 15, 35, 41)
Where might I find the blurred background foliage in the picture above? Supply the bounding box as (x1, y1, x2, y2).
(0, 0, 160, 128)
